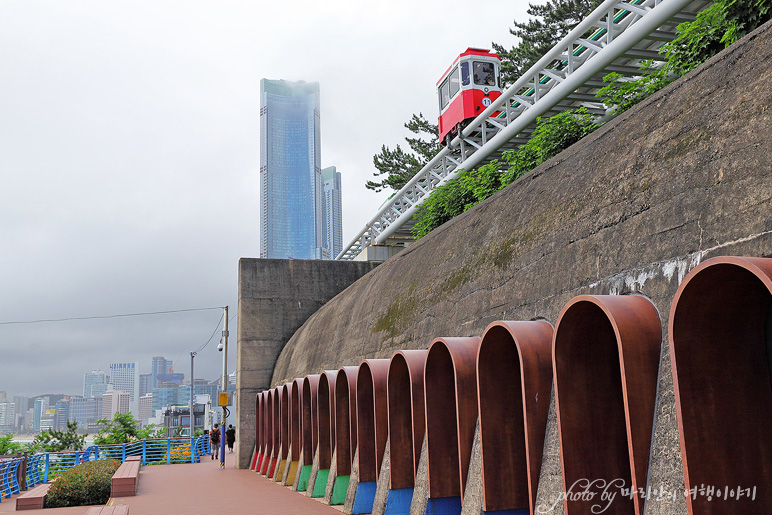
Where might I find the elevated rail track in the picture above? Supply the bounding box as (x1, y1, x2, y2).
(337, 0, 710, 261)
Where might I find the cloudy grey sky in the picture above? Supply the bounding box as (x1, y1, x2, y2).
(0, 1, 529, 397)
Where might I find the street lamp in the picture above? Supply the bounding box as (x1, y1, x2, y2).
(218, 306, 229, 469)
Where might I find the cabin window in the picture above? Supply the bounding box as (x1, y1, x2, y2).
(473, 61, 497, 87)
(439, 77, 451, 110)
(461, 62, 470, 86)
(449, 66, 460, 98)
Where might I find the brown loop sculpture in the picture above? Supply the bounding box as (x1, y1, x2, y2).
(318, 370, 338, 470)
(356, 359, 390, 483)
(291, 378, 303, 462)
(254, 392, 262, 469)
(335, 366, 360, 476)
(388, 350, 428, 490)
(554, 295, 661, 515)
(260, 391, 268, 470)
(670, 256, 772, 514)
(477, 320, 554, 514)
(261, 389, 274, 475)
(302, 374, 321, 466)
(281, 382, 292, 460)
(424, 337, 481, 501)
(271, 386, 281, 469)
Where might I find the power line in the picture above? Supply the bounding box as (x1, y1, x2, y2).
(195, 313, 224, 353)
(0, 306, 225, 326)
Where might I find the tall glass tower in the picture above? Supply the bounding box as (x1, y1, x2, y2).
(260, 79, 324, 259)
(321, 166, 343, 259)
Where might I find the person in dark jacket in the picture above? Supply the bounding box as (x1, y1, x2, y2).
(210, 424, 221, 459)
(225, 424, 236, 453)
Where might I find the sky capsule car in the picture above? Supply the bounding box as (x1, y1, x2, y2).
(437, 48, 502, 145)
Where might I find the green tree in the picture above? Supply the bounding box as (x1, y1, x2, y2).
(33, 421, 86, 452)
(597, 0, 772, 114)
(367, 113, 441, 192)
(0, 433, 22, 455)
(493, 0, 603, 87)
(93, 413, 155, 445)
(412, 109, 598, 239)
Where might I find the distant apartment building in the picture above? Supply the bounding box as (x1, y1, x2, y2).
(321, 166, 343, 259)
(260, 79, 325, 259)
(139, 373, 152, 397)
(151, 356, 174, 389)
(0, 401, 15, 433)
(138, 393, 153, 424)
(54, 400, 70, 430)
(33, 397, 48, 431)
(12, 396, 27, 431)
(83, 370, 110, 398)
(152, 384, 181, 412)
(102, 390, 130, 421)
(109, 362, 139, 415)
(69, 396, 100, 428)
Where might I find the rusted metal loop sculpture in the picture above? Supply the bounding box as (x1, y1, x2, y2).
(291, 378, 303, 462)
(254, 392, 262, 470)
(280, 382, 292, 460)
(335, 366, 360, 476)
(302, 374, 321, 466)
(477, 320, 553, 514)
(260, 389, 274, 475)
(424, 337, 481, 502)
(553, 295, 660, 515)
(317, 370, 338, 470)
(670, 256, 772, 514)
(259, 391, 268, 470)
(388, 350, 428, 490)
(356, 358, 391, 483)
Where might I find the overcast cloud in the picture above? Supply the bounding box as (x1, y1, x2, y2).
(0, 0, 529, 397)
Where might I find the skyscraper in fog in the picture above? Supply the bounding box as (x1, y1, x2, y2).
(109, 362, 139, 415)
(151, 356, 173, 389)
(83, 370, 109, 398)
(321, 166, 343, 259)
(260, 79, 324, 259)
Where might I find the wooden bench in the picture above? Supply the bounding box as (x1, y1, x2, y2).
(85, 504, 129, 515)
(15, 482, 52, 511)
(110, 460, 141, 497)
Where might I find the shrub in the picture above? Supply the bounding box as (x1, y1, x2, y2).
(411, 109, 598, 239)
(45, 459, 120, 508)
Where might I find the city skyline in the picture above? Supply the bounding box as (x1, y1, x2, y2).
(0, 1, 526, 397)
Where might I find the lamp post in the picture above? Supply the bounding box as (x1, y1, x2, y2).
(190, 351, 196, 463)
(218, 305, 229, 469)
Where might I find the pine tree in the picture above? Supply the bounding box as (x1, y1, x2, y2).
(366, 114, 441, 192)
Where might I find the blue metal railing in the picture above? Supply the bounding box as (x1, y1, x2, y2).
(0, 435, 211, 503)
(0, 457, 24, 500)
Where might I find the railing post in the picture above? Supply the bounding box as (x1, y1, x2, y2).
(190, 436, 194, 463)
(43, 453, 49, 484)
(74, 450, 80, 464)
(142, 439, 147, 466)
(121, 444, 126, 462)
(166, 438, 171, 465)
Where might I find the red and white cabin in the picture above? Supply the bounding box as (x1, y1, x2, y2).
(437, 48, 502, 145)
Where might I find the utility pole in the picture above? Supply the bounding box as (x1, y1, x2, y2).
(219, 305, 229, 469)
(189, 351, 195, 462)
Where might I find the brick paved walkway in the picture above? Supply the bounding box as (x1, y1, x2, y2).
(1, 458, 342, 514)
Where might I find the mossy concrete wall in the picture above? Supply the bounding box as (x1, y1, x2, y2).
(268, 21, 772, 514)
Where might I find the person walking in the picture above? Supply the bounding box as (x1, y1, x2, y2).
(226, 424, 236, 453)
(210, 423, 221, 460)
